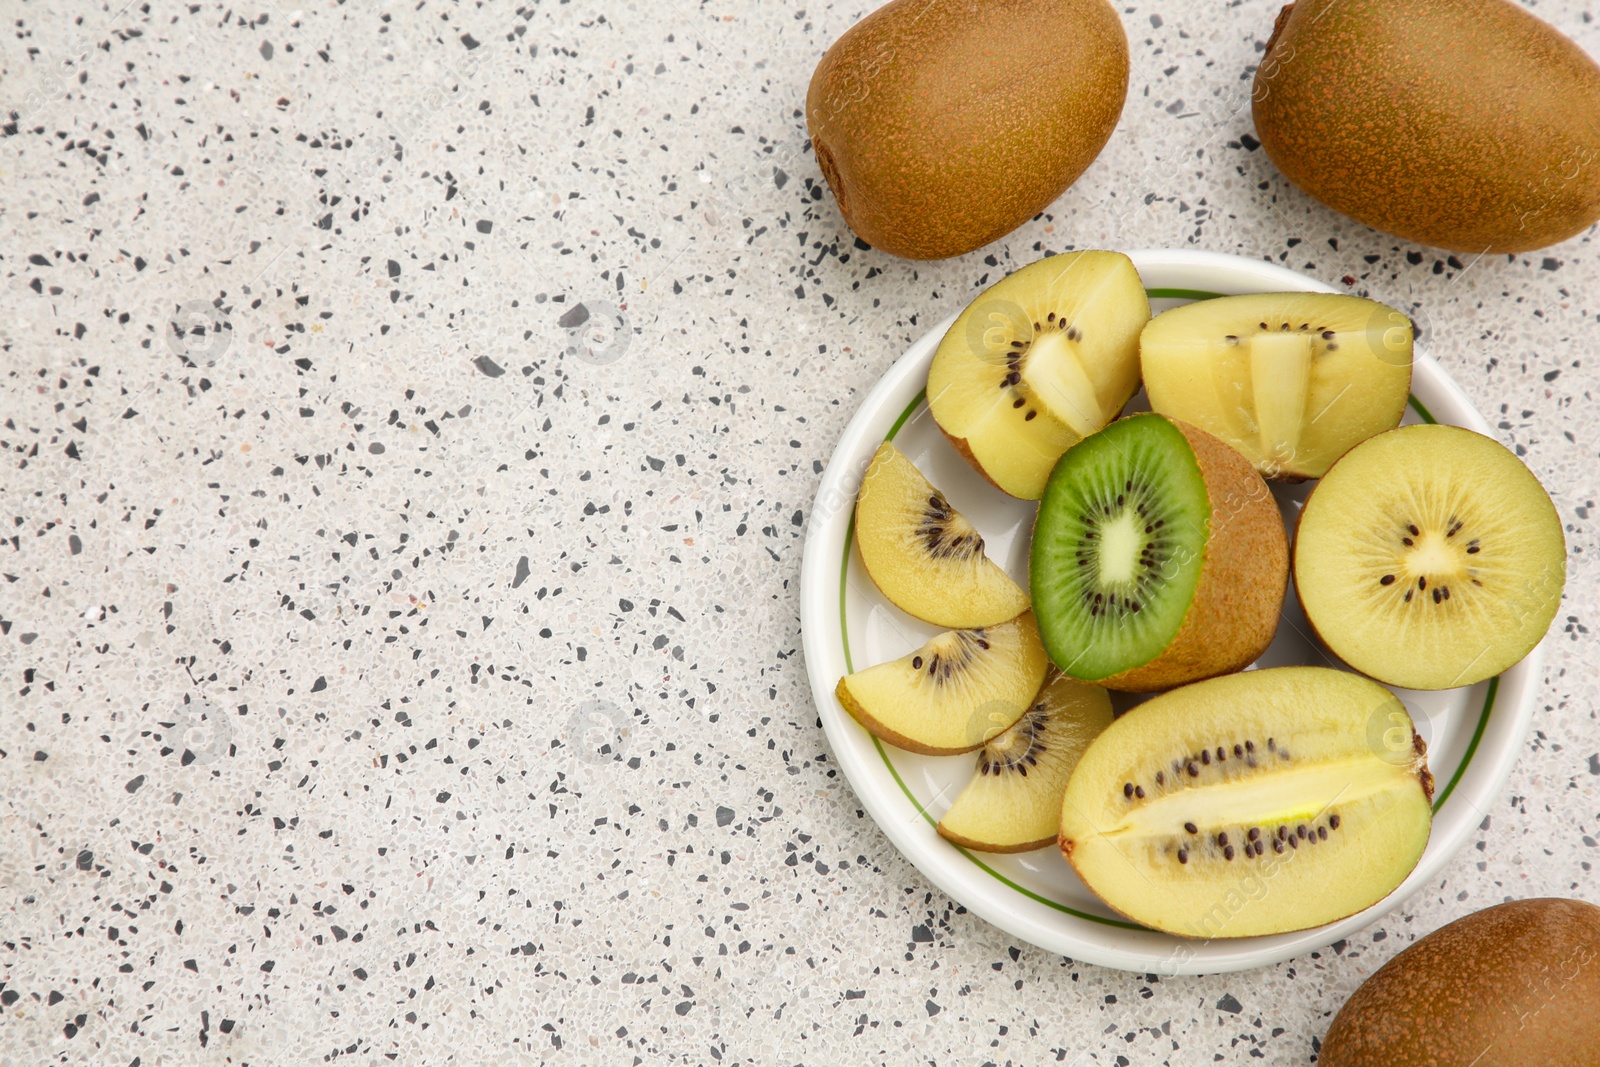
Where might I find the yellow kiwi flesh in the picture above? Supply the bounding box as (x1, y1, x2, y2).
(937, 671, 1112, 853)
(1141, 293, 1413, 480)
(853, 442, 1029, 628)
(1295, 425, 1566, 691)
(928, 251, 1150, 500)
(835, 612, 1049, 755)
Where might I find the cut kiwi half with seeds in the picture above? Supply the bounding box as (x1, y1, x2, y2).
(927, 250, 1150, 499)
(1058, 667, 1434, 938)
(853, 442, 1029, 628)
(835, 611, 1049, 755)
(1140, 293, 1414, 480)
(937, 670, 1112, 853)
(1295, 424, 1566, 690)
(1030, 413, 1288, 692)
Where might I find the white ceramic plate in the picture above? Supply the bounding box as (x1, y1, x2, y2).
(799, 249, 1541, 975)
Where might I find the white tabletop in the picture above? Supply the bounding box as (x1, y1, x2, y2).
(1, 1, 1596, 1062)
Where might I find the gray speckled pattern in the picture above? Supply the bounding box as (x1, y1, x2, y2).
(1, 1, 1596, 1063)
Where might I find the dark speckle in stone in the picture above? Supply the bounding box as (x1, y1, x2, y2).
(1216, 993, 1242, 1014)
(512, 555, 531, 589)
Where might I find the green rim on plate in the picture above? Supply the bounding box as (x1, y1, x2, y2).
(835, 288, 1498, 932)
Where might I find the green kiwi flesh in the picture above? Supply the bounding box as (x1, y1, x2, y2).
(1029, 413, 1210, 681)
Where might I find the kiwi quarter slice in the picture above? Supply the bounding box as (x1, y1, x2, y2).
(936, 670, 1112, 853)
(835, 612, 1049, 755)
(1141, 293, 1413, 479)
(1030, 413, 1287, 691)
(853, 442, 1029, 628)
(1058, 667, 1434, 938)
(928, 251, 1151, 499)
(1295, 424, 1566, 691)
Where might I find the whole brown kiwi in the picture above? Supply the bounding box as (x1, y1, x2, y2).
(1252, 0, 1600, 253)
(806, 0, 1128, 260)
(1321, 898, 1600, 1067)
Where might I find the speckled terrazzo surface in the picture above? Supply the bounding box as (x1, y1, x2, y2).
(1, 0, 1597, 1062)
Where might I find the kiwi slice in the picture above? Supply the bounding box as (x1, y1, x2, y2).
(854, 442, 1029, 628)
(937, 671, 1112, 853)
(1059, 667, 1434, 938)
(835, 611, 1049, 755)
(1295, 424, 1566, 690)
(1140, 293, 1413, 479)
(928, 251, 1151, 499)
(1030, 413, 1288, 691)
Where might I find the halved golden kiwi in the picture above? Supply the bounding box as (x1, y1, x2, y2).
(1059, 667, 1434, 938)
(1295, 424, 1566, 690)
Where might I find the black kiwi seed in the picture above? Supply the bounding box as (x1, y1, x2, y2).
(1248, 827, 1260, 841)
(1124, 783, 1134, 798)
(1329, 814, 1341, 829)
(911, 656, 923, 669)
(1405, 589, 1414, 603)
(1321, 330, 1335, 339)
(1013, 398, 1026, 408)
(1318, 826, 1328, 840)
(1155, 772, 1164, 786)
(1177, 848, 1188, 864)
(1134, 785, 1145, 799)
(1216, 832, 1229, 847)
(1272, 839, 1285, 853)
(1233, 744, 1244, 758)
(1201, 749, 1211, 765)
(1216, 746, 1226, 762)
(1244, 740, 1255, 752)
(1187, 761, 1199, 777)
(1224, 845, 1235, 861)
(1448, 519, 1463, 537)
(1380, 574, 1396, 585)
(1418, 576, 1427, 590)
(1277, 826, 1288, 840)
(1408, 524, 1420, 536)
(1288, 835, 1299, 849)
(1297, 825, 1308, 839)
(1184, 821, 1198, 834)
(1433, 588, 1443, 603)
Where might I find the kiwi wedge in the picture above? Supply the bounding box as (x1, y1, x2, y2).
(835, 612, 1049, 755)
(854, 442, 1029, 628)
(1030, 413, 1287, 691)
(937, 670, 1112, 853)
(1140, 293, 1413, 480)
(1058, 667, 1435, 938)
(928, 251, 1151, 499)
(1295, 424, 1566, 691)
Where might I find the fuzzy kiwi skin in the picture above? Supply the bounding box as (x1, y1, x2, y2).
(1253, 0, 1600, 253)
(1096, 419, 1288, 692)
(806, 0, 1128, 260)
(1321, 899, 1600, 1066)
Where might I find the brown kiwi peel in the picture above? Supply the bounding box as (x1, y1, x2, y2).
(1097, 420, 1288, 691)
